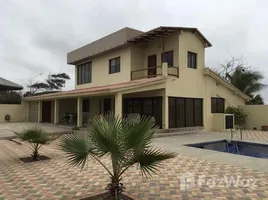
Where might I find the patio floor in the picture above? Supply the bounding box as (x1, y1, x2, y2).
(0, 131, 268, 199)
(0, 122, 72, 139)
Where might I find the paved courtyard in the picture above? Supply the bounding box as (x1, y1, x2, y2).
(0, 122, 72, 138)
(0, 130, 268, 199)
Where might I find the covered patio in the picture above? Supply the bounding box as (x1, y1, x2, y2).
(25, 77, 168, 128)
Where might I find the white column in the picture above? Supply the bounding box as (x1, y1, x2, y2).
(162, 93, 169, 129)
(114, 93, 122, 117)
(37, 100, 42, 123)
(162, 62, 168, 77)
(54, 99, 59, 124)
(77, 97, 82, 127)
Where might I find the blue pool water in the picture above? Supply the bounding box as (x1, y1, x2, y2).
(186, 140, 268, 159)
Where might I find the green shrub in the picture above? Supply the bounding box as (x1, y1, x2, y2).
(225, 106, 247, 126)
(14, 127, 56, 161)
(60, 113, 175, 199)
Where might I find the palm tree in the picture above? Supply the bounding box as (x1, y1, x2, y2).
(229, 67, 266, 104)
(59, 114, 175, 199)
(14, 127, 54, 161)
(247, 94, 264, 105)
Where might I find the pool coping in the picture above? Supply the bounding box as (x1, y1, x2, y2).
(153, 133, 268, 173)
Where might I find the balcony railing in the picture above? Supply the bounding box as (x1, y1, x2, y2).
(131, 66, 163, 80)
(131, 65, 179, 80)
(168, 66, 179, 78)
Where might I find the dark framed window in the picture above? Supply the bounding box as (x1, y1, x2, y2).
(109, 57, 120, 74)
(211, 97, 225, 113)
(162, 51, 174, 67)
(123, 97, 162, 128)
(82, 99, 90, 112)
(77, 62, 92, 85)
(169, 97, 203, 128)
(187, 51, 197, 69)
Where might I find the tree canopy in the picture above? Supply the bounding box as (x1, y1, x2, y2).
(216, 57, 266, 104)
(24, 72, 70, 97)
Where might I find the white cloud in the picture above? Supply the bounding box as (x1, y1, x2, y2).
(1, 0, 268, 100)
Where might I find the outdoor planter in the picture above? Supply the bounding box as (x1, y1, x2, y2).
(80, 191, 141, 200)
(261, 125, 268, 131)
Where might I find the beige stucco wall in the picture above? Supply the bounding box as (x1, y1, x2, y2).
(28, 101, 38, 122)
(205, 75, 246, 130)
(130, 46, 146, 79)
(210, 113, 235, 131)
(75, 48, 131, 89)
(166, 31, 206, 98)
(163, 31, 245, 130)
(123, 89, 164, 99)
(238, 105, 268, 130)
(0, 101, 28, 122)
(143, 33, 179, 68)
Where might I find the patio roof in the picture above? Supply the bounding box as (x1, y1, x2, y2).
(128, 26, 212, 47)
(24, 77, 167, 100)
(0, 77, 23, 91)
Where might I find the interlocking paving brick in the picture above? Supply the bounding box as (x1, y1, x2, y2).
(0, 132, 267, 199)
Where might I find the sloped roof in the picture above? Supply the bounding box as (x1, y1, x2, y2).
(67, 27, 144, 64)
(204, 68, 250, 100)
(24, 77, 167, 100)
(128, 26, 212, 47)
(0, 77, 23, 91)
(67, 26, 212, 64)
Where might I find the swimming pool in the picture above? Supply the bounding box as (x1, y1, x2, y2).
(186, 140, 268, 159)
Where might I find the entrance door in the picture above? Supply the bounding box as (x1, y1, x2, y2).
(42, 101, 51, 122)
(147, 54, 157, 77)
(103, 98, 112, 114)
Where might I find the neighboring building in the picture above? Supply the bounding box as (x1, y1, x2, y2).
(0, 77, 23, 91)
(24, 26, 250, 130)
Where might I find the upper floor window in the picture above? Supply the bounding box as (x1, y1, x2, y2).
(211, 97, 225, 113)
(162, 51, 174, 67)
(109, 57, 120, 74)
(188, 51, 197, 69)
(77, 62, 92, 85)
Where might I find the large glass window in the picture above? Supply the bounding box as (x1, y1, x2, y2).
(77, 62, 92, 85)
(169, 97, 203, 128)
(123, 97, 162, 128)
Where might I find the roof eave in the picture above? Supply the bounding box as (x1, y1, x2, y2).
(127, 26, 212, 48)
(204, 68, 250, 101)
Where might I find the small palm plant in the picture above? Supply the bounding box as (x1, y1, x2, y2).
(60, 114, 175, 199)
(14, 127, 53, 161)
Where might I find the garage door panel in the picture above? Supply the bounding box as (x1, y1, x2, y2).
(29, 102, 38, 122)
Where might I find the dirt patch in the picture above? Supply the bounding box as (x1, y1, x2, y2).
(19, 155, 51, 163)
(81, 192, 133, 200)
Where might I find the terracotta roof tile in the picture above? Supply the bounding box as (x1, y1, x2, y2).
(24, 77, 166, 100)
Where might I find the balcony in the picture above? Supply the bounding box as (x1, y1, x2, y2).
(131, 64, 179, 80)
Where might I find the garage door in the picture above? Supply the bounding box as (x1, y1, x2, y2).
(29, 102, 38, 122)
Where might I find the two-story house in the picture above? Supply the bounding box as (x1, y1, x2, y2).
(25, 26, 250, 131)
